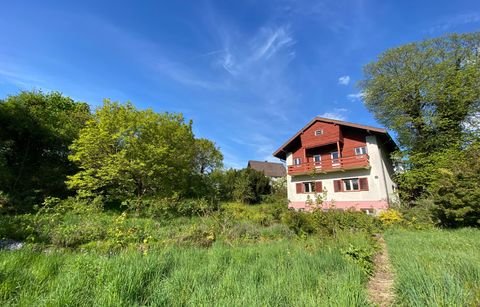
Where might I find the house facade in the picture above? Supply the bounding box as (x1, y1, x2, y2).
(273, 117, 397, 214)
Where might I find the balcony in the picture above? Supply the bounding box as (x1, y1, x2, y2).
(288, 154, 370, 176)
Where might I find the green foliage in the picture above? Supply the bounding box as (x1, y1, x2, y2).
(67, 100, 196, 201)
(0, 90, 91, 211)
(361, 32, 480, 227)
(386, 228, 480, 306)
(122, 196, 218, 219)
(0, 191, 9, 214)
(361, 32, 480, 153)
(341, 243, 376, 277)
(233, 168, 272, 204)
(429, 144, 480, 227)
(193, 138, 223, 175)
(378, 209, 404, 226)
(282, 209, 382, 236)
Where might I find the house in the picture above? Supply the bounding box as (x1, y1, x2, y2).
(272, 117, 397, 214)
(247, 160, 286, 179)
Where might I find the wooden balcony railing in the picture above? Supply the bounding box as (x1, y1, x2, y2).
(288, 154, 370, 175)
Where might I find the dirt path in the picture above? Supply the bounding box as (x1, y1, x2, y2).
(367, 235, 395, 307)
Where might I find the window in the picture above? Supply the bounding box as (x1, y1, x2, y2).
(334, 177, 368, 192)
(355, 146, 367, 155)
(313, 154, 321, 167)
(304, 182, 315, 193)
(314, 129, 323, 136)
(296, 181, 322, 194)
(331, 151, 340, 165)
(293, 157, 302, 165)
(343, 178, 360, 191)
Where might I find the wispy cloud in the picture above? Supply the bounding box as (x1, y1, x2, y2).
(427, 12, 480, 33)
(338, 75, 350, 85)
(347, 92, 364, 101)
(252, 27, 295, 61)
(318, 107, 349, 121)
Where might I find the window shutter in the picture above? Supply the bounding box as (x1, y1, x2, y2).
(333, 180, 342, 192)
(296, 183, 303, 194)
(315, 181, 322, 193)
(359, 178, 369, 191)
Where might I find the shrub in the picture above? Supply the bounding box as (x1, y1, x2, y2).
(123, 196, 218, 219)
(281, 210, 317, 235)
(378, 209, 403, 226)
(0, 191, 10, 214)
(312, 209, 382, 236)
(341, 244, 376, 276)
(174, 223, 216, 248)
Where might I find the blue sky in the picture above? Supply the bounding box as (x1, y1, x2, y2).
(1, 0, 479, 168)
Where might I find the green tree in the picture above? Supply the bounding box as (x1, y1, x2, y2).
(428, 143, 480, 227)
(360, 32, 480, 226)
(194, 138, 223, 174)
(0, 91, 91, 211)
(67, 100, 196, 201)
(360, 32, 480, 153)
(233, 168, 271, 204)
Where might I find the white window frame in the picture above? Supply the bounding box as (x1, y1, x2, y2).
(313, 154, 322, 167)
(303, 182, 315, 193)
(331, 151, 340, 166)
(314, 129, 323, 136)
(343, 178, 360, 191)
(293, 157, 302, 165)
(355, 146, 367, 155)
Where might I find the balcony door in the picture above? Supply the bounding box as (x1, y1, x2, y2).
(313, 154, 322, 168)
(331, 151, 340, 167)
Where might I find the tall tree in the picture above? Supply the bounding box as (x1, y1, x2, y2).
(0, 91, 91, 210)
(67, 100, 196, 201)
(194, 138, 223, 175)
(360, 33, 480, 226)
(360, 32, 480, 153)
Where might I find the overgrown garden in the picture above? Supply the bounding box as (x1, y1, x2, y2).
(1, 32, 480, 306)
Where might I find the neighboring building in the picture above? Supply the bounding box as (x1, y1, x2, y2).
(247, 160, 286, 179)
(272, 117, 397, 214)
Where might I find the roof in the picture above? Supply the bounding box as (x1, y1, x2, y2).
(273, 117, 397, 160)
(247, 160, 286, 177)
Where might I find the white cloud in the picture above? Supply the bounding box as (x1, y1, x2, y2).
(338, 75, 350, 85)
(318, 112, 346, 121)
(347, 92, 364, 101)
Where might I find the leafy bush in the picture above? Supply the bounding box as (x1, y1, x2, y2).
(122, 196, 218, 219)
(378, 209, 403, 226)
(174, 223, 216, 248)
(32, 196, 109, 247)
(0, 214, 35, 241)
(281, 210, 317, 235)
(221, 202, 286, 226)
(341, 244, 376, 276)
(281, 209, 382, 236)
(0, 191, 10, 214)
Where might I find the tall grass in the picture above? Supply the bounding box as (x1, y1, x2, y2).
(0, 234, 372, 306)
(385, 228, 480, 306)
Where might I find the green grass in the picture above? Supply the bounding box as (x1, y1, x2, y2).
(0, 235, 372, 306)
(385, 228, 480, 307)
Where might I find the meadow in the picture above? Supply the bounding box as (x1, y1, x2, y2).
(385, 228, 480, 306)
(1, 202, 479, 306)
(0, 234, 373, 306)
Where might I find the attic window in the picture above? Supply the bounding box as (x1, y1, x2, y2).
(314, 129, 323, 136)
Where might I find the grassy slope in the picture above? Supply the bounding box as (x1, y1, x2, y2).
(385, 228, 480, 307)
(0, 235, 371, 306)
